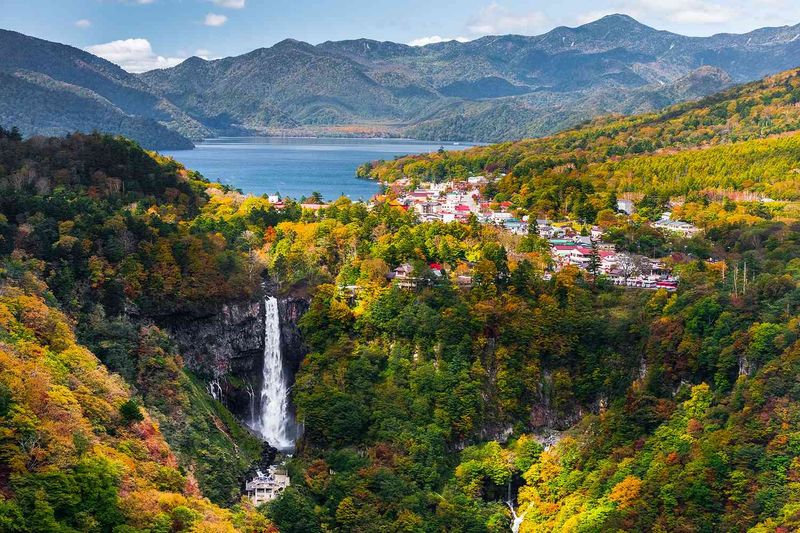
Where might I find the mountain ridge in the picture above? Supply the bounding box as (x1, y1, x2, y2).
(0, 29, 203, 149)
(5, 15, 800, 147)
(135, 14, 800, 142)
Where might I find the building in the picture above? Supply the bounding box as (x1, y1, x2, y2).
(617, 199, 635, 215)
(653, 219, 701, 237)
(246, 467, 291, 506)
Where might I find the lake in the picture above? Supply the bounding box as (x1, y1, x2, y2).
(162, 137, 473, 201)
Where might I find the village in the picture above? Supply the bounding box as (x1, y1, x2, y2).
(268, 174, 701, 291)
(377, 176, 694, 290)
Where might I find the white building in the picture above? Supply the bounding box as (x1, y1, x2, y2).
(617, 199, 635, 215)
(246, 467, 290, 506)
(653, 219, 701, 237)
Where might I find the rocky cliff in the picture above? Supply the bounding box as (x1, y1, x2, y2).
(160, 282, 310, 421)
(162, 297, 264, 378)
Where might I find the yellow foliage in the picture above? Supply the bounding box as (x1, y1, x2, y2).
(0, 282, 265, 530)
(608, 475, 643, 509)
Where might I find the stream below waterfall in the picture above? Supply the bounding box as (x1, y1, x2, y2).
(247, 296, 296, 450)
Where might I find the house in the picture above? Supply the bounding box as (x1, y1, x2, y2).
(617, 199, 635, 215)
(246, 467, 290, 506)
(410, 190, 435, 201)
(504, 221, 528, 235)
(456, 275, 473, 287)
(389, 263, 418, 288)
(656, 278, 679, 291)
(489, 212, 513, 223)
(653, 219, 701, 237)
(551, 245, 592, 268)
(390, 263, 414, 280)
(414, 201, 439, 216)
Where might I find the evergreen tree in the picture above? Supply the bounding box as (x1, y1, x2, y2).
(588, 239, 601, 280)
(527, 215, 539, 236)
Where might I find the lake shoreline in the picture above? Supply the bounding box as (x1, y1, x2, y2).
(163, 137, 472, 201)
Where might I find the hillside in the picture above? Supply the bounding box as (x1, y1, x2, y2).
(247, 68, 800, 531)
(0, 29, 201, 149)
(0, 263, 270, 530)
(0, 128, 284, 514)
(363, 65, 800, 221)
(1, 60, 800, 532)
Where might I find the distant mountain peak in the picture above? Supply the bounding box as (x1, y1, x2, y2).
(273, 38, 310, 49)
(580, 13, 655, 32)
(182, 56, 208, 66)
(7, 19, 800, 148)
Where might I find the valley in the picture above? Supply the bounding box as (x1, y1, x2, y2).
(2, 6, 800, 532)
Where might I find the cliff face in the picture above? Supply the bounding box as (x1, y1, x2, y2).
(160, 283, 310, 421)
(278, 296, 310, 375)
(163, 298, 265, 378)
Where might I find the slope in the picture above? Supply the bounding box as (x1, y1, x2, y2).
(0, 262, 270, 531)
(0, 29, 204, 149)
(363, 66, 800, 213)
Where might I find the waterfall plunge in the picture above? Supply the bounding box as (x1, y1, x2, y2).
(249, 296, 295, 450)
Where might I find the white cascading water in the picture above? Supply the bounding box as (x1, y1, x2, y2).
(249, 296, 295, 450)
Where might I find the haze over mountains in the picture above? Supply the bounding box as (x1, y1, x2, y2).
(4, 14, 800, 148)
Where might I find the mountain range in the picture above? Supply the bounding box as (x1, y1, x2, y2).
(4, 14, 800, 148)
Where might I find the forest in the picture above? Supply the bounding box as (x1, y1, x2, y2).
(0, 64, 800, 533)
(360, 67, 800, 221)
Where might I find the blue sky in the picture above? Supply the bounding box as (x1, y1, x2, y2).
(4, 0, 800, 72)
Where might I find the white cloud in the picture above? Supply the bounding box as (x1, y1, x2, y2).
(408, 35, 470, 46)
(194, 48, 212, 59)
(467, 2, 548, 36)
(85, 38, 184, 73)
(631, 0, 736, 24)
(204, 13, 228, 26)
(212, 0, 245, 8)
(75, 19, 91, 28)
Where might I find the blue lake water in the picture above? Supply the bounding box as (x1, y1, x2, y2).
(163, 137, 473, 201)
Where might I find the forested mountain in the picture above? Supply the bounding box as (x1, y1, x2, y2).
(140, 14, 800, 142)
(5, 15, 800, 147)
(363, 65, 800, 217)
(0, 30, 202, 149)
(0, 128, 291, 530)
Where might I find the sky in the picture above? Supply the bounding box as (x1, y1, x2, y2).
(3, 0, 800, 72)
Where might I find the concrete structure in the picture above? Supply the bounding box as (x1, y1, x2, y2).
(246, 467, 291, 506)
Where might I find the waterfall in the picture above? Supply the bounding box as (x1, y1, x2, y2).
(207, 379, 222, 402)
(248, 296, 295, 450)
